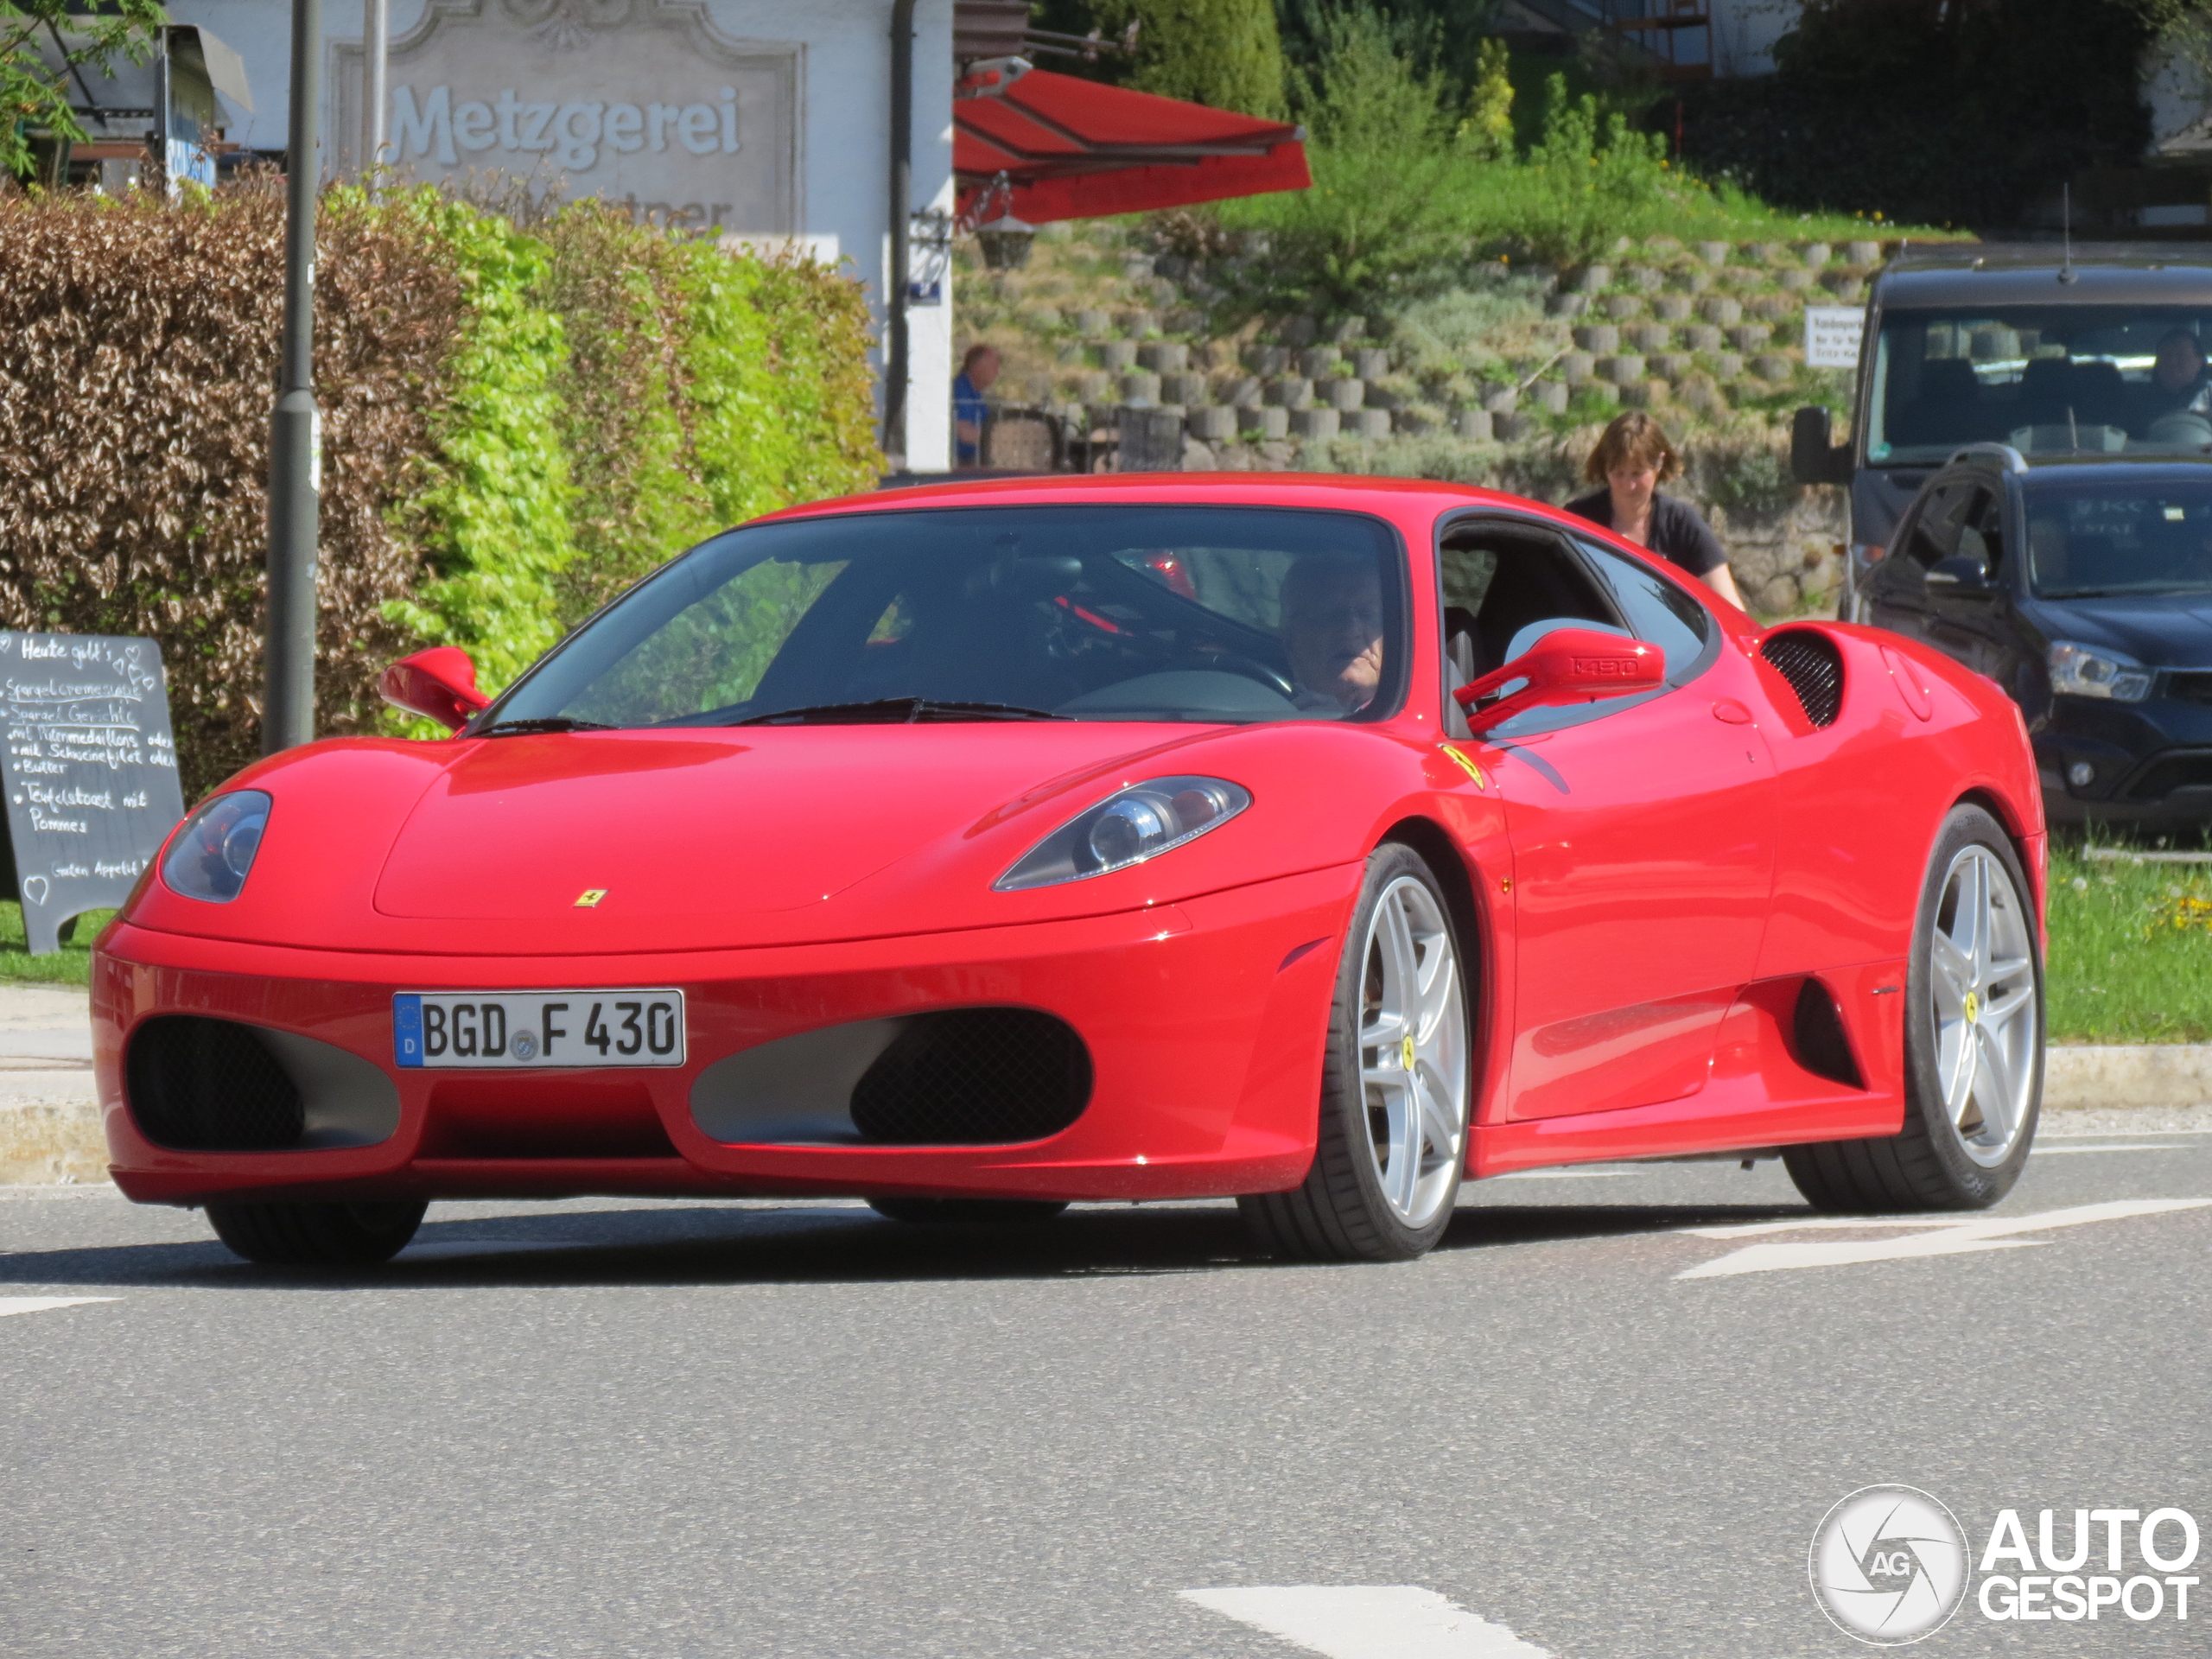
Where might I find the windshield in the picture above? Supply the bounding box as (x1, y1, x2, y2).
(487, 505, 1408, 729)
(1868, 308, 2212, 466)
(2025, 481, 2212, 598)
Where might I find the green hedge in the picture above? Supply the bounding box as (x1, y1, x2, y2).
(0, 182, 882, 791)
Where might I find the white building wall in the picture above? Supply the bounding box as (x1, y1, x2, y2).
(163, 0, 947, 471)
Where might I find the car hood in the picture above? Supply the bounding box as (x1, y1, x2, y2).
(2022, 590, 2212, 666)
(123, 721, 1383, 957)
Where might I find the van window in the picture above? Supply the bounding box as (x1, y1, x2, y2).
(1868, 308, 2212, 465)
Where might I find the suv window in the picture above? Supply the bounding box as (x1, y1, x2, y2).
(1903, 481, 1975, 567)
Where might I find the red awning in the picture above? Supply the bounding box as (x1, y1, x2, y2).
(954, 68, 1309, 224)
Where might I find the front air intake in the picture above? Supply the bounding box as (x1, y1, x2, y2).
(1762, 630, 1845, 728)
(850, 1008, 1092, 1144)
(128, 1016, 304, 1151)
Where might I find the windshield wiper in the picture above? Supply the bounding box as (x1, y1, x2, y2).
(733, 697, 1071, 727)
(473, 715, 617, 736)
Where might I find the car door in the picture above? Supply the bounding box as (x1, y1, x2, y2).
(1865, 477, 1973, 645)
(1921, 485, 2012, 682)
(1445, 518, 1778, 1122)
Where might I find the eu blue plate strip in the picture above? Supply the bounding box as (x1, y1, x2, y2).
(392, 995, 424, 1068)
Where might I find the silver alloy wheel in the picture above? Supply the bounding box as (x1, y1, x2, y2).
(1928, 843, 2039, 1167)
(1357, 874, 1470, 1227)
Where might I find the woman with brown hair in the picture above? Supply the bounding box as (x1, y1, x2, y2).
(1564, 411, 1745, 608)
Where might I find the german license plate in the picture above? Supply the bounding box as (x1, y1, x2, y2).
(393, 990, 686, 1069)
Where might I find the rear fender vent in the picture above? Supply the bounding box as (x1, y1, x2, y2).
(1761, 630, 1845, 728)
(128, 1016, 304, 1151)
(1789, 980, 1864, 1089)
(852, 1008, 1092, 1145)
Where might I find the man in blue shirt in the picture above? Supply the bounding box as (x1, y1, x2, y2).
(954, 344, 1000, 466)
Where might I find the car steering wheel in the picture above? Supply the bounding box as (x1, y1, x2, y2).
(1184, 654, 1296, 701)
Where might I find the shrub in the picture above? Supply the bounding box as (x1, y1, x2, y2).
(0, 179, 460, 797)
(0, 183, 881, 793)
(1091, 0, 1289, 118)
(1217, 6, 1476, 314)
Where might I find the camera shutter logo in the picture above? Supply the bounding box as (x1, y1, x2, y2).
(1810, 1485, 1970, 1644)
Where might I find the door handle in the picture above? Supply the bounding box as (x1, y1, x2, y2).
(1711, 699, 1754, 724)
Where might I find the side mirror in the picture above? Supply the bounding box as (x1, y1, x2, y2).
(1923, 554, 1994, 595)
(379, 646, 492, 732)
(1453, 628, 1664, 735)
(1791, 405, 1853, 486)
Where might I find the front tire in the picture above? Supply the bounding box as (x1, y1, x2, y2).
(1784, 804, 2042, 1211)
(205, 1199, 429, 1266)
(1241, 843, 1472, 1262)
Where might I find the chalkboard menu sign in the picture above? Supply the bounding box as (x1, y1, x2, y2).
(0, 633, 187, 955)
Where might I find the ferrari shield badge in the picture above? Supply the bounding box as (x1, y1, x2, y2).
(1437, 745, 1485, 788)
(575, 888, 608, 908)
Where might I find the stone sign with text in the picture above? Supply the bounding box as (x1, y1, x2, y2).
(335, 0, 798, 237)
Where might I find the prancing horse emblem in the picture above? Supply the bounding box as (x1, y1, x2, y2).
(575, 888, 608, 908)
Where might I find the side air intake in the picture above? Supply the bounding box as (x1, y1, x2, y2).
(128, 1016, 304, 1151)
(126, 1016, 401, 1152)
(852, 1009, 1092, 1144)
(1761, 630, 1844, 728)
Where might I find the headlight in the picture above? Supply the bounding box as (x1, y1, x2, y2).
(162, 791, 272, 903)
(2048, 640, 2152, 702)
(995, 776, 1250, 892)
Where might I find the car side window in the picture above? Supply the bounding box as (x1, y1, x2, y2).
(1956, 488, 2005, 575)
(1904, 481, 1972, 568)
(1437, 519, 1643, 740)
(1573, 539, 1717, 683)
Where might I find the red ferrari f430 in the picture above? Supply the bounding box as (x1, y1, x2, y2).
(93, 476, 2048, 1263)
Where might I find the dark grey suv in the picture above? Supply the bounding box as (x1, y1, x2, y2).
(1793, 244, 2212, 621)
(1862, 443, 2212, 827)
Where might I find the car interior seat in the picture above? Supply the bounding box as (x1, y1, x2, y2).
(1893, 357, 1983, 445)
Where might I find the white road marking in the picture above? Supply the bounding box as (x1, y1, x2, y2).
(1183, 1586, 1551, 1659)
(1495, 1169, 1634, 1180)
(0, 1296, 118, 1319)
(2031, 1143, 2184, 1154)
(1675, 1198, 2212, 1280)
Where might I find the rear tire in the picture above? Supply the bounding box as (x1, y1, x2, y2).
(866, 1198, 1070, 1226)
(1784, 804, 2042, 1212)
(204, 1199, 429, 1266)
(1240, 842, 1472, 1262)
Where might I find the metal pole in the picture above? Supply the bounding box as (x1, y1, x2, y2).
(264, 0, 321, 754)
(884, 0, 913, 459)
(362, 0, 387, 185)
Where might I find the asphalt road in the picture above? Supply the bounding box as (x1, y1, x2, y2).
(3, 1118, 2208, 1659)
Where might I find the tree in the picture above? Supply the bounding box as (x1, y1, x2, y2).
(3, 0, 168, 181)
(1087, 0, 1289, 118)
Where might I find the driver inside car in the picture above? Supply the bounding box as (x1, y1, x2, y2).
(1280, 556, 1385, 714)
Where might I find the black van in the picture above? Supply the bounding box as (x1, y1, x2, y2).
(1792, 243, 2212, 620)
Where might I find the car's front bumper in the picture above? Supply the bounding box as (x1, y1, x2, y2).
(93, 867, 1358, 1207)
(2035, 693, 2212, 828)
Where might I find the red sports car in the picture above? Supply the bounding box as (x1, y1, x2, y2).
(93, 475, 2048, 1265)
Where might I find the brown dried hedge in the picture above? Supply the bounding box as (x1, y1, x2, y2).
(0, 181, 882, 800)
(0, 179, 463, 797)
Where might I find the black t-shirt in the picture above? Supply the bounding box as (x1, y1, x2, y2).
(1563, 489, 1727, 577)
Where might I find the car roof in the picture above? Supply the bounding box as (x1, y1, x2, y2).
(1939, 449, 2212, 488)
(1882, 243, 2212, 308)
(761, 472, 1538, 524)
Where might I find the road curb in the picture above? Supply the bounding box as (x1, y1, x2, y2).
(0, 1045, 2207, 1185)
(0, 1097, 106, 1185)
(2044, 1043, 2212, 1109)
